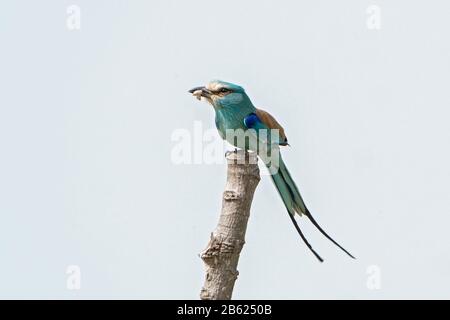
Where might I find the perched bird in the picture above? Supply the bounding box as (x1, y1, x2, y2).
(189, 80, 354, 262)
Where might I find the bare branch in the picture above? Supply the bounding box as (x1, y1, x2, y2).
(200, 150, 260, 300)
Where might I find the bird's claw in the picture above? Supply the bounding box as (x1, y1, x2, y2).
(225, 148, 240, 158)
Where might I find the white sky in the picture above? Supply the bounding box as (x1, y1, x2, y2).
(1, 0, 450, 299)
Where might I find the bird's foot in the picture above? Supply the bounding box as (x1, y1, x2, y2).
(225, 148, 240, 158)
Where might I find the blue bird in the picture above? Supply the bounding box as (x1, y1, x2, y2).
(189, 80, 354, 262)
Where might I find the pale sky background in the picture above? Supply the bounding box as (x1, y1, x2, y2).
(1, 0, 450, 299)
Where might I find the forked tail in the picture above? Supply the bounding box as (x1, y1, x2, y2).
(268, 155, 355, 261)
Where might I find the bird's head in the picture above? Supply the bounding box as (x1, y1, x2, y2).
(189, 80, 251, 109)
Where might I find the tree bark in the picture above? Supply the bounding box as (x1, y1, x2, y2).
(200, 150, 260, 300)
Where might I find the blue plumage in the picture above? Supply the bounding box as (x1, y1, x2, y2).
(189, 80, 354, 262)
(243, 113, 260, 129)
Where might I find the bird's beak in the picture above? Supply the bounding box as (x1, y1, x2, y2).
(188, 86, 212, 101)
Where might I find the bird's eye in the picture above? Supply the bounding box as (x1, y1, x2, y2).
(220, 88, 230, 93)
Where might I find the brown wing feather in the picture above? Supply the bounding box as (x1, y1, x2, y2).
(255, 108, 289, 146)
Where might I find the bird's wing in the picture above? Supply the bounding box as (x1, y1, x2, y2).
(243, 112, 274, 146)
(255, 109, 289, 146)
